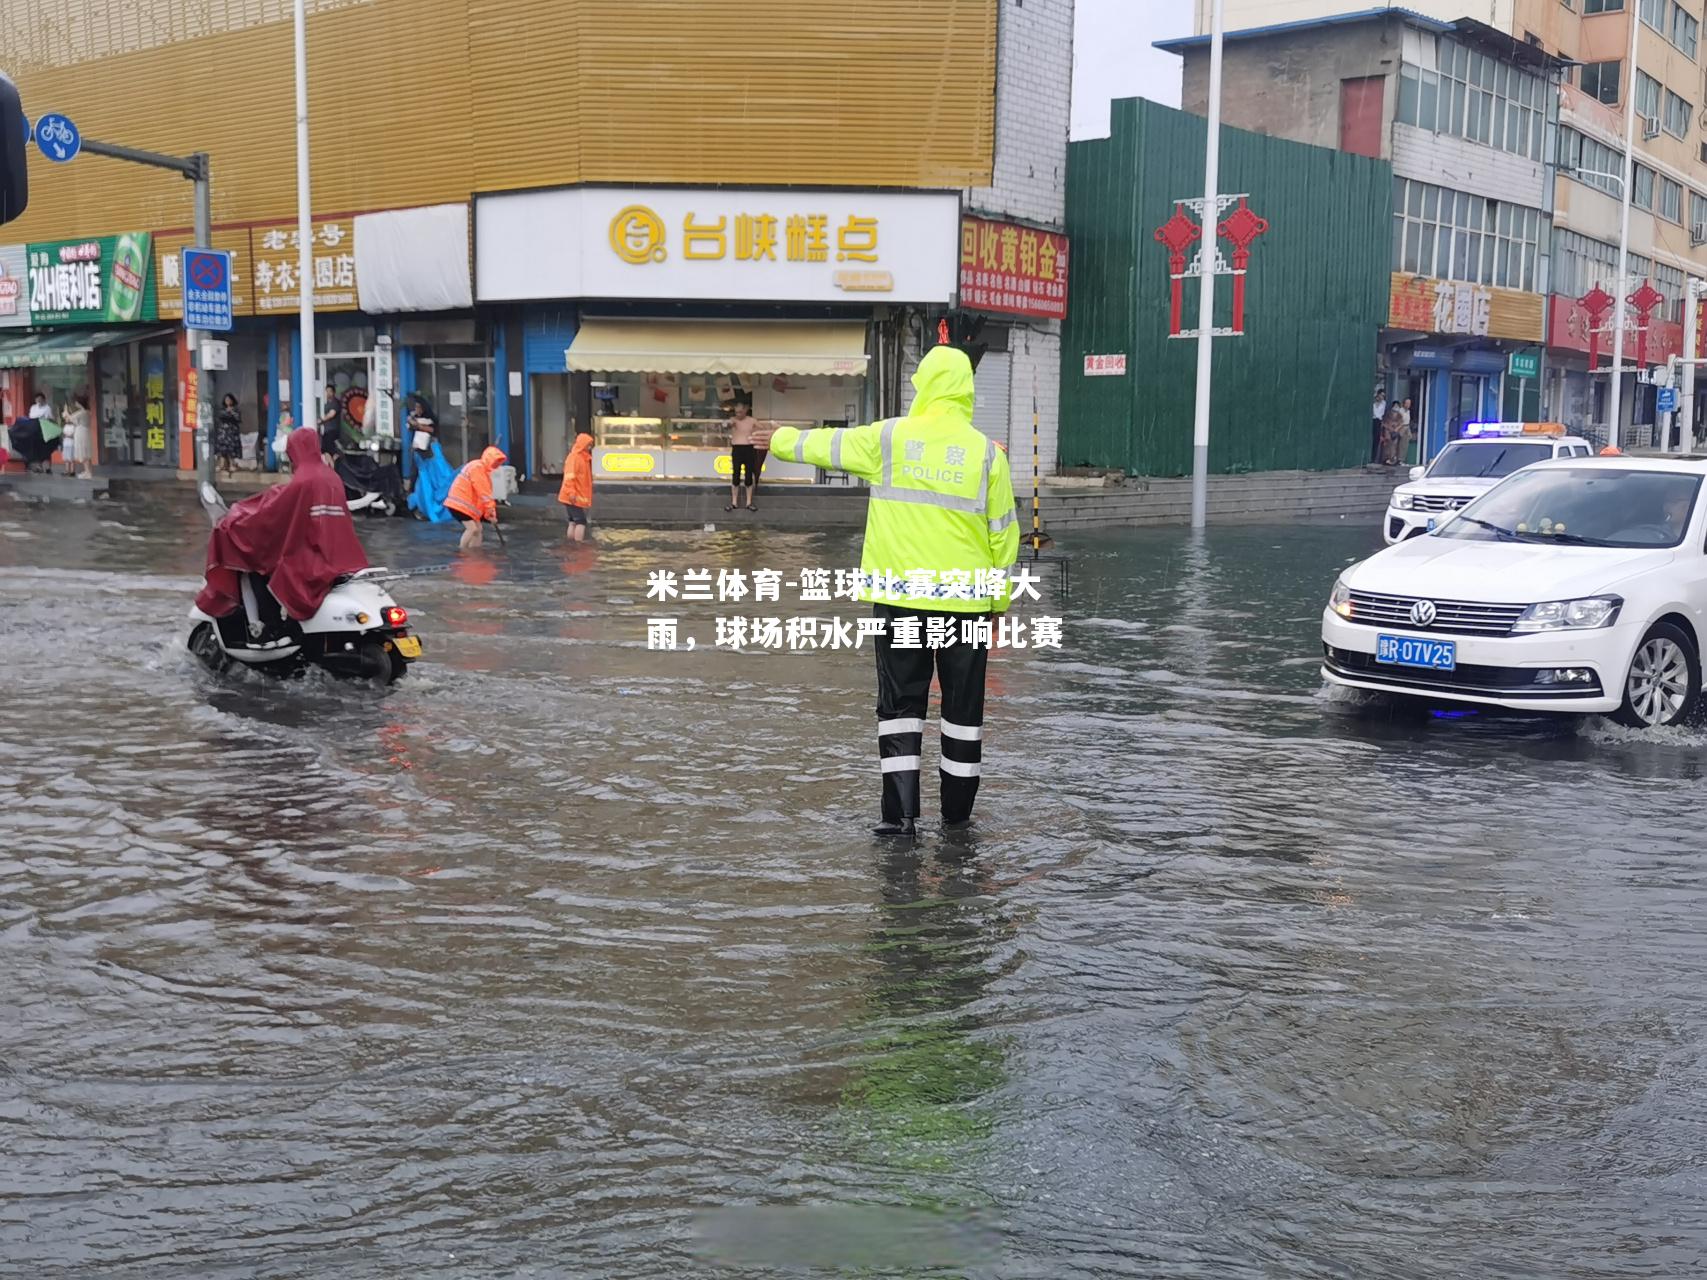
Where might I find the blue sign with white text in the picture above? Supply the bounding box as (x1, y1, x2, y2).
(33, 113, 80, 164)
(1658, 386, 1680, 413)
(182, 248, 234, 332)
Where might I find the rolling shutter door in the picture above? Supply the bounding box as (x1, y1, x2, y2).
(973, 351, 1012, 449)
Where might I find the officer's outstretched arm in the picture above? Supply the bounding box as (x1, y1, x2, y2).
(987, 448, 1021, 568)
(767, 422, 884, 483)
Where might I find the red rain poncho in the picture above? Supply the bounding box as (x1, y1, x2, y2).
(195, 427, 370, 621)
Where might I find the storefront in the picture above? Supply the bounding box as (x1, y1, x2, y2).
(0, 233, 177, 469)
(1546, 288, 1687, 449)
(1382, 272, 1547, 463)
(475, 185, 961, 483)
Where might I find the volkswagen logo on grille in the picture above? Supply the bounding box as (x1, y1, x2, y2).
(1410, 599, 1438, 627)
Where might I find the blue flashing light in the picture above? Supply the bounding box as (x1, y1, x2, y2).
(1430, 708, 1481, 719)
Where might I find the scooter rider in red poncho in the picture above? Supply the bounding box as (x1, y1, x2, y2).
(195, 426, 370, 629)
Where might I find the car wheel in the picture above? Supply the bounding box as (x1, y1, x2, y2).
(1612, 622, 1700, 729)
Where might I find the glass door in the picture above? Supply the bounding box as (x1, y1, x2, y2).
(422, 357, 493, 466)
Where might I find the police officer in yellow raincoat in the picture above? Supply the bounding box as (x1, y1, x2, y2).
(760, 344, 1021, 835)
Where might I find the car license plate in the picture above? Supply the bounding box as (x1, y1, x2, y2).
(394, 635, 422, 659)
(1377, 634, 1455, 671)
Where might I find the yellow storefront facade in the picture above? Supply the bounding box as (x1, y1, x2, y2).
(0, 0, 1000, 474)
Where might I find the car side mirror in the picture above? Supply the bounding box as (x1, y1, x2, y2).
(1408, 465, 1425, 481)
(0, 75, 27, 226)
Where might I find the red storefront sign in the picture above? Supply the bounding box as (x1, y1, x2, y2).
(1547, 294, 1685, 365)
(959, 215, 1069, 320)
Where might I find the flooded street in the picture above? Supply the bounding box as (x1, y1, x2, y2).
(3, 492, 1707, 1279)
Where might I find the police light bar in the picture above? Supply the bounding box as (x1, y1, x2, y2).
(1463, 421, 1566, 438)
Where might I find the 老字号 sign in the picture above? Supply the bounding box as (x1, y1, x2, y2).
(181, 249, 234, 331)
(959, 215, 1069, 321)
(475, 187, 961, 305)
(250, 218, 359, 312)
(26, 233, 157, 325)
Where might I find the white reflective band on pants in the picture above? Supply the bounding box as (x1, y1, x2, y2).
(881, 755, 922, 773)
(939, 758, 982, 777)
(878, 717, 925, 735)
(940, 719, 983, 741)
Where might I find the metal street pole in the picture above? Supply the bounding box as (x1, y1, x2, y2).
(1609, 9, 1641, 451)
(1684, 278, 1703, 452)
(1190, 0, 1225, 529)
(293, 0, 316, 432)
(80, 139, 212, 471)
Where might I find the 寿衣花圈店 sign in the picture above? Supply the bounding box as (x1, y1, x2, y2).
(959, 216, 1069, 321)
(249, 218, 359, 312)
(26, 233, 158, 325)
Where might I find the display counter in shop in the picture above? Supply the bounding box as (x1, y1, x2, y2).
(592, 416, 825, 482)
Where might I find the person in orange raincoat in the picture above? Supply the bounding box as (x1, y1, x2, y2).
(445, 445, 507, 550)
(558, 425, 594, 542)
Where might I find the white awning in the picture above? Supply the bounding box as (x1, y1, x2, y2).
(565, 320, 869, 376)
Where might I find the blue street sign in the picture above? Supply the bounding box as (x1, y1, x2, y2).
(182, 248, 234, 332)
(33, 112, 80, 164)
(1658, 386, 1680, 413)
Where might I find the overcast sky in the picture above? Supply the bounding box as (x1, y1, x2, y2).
(1071, 0, 1194, 140)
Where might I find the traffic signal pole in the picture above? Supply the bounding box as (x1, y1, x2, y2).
(80, 138, 212, 466)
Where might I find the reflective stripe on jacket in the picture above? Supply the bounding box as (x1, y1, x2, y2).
(770, 346, 1020, 614)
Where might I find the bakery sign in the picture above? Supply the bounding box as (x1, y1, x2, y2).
(475, 187, 962, 305)
(1388, 272, 1544, 342)
(959, 215, 1069, 320)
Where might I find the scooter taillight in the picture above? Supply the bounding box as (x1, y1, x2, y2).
(383, 606, 408, 627)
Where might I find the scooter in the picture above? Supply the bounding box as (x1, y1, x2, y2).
(186, 452, 422, 684)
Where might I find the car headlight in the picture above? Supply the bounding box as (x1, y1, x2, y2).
(1511, 595, 1623, 633)
(1329, 578, 1354, 618)
(1393, 493, 1416, 511)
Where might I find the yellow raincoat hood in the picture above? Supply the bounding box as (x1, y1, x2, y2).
(909, 346, 975, 423)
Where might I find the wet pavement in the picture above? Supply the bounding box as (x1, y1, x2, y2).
(2, 491, 1706, 1279)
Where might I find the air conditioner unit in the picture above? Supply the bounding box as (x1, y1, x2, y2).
(1693, 221, 1707, 248)
(1642, 114, 1662, 140)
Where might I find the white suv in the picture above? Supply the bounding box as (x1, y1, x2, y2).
(1384, 423, 1595, 545)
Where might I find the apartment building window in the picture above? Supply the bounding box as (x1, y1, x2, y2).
(1560, 126, 1626, 194)
(1397, 34, 1547, 159)
(1637, 69, 1662, 123)
(1634, 164, 1656, 208)
(1583, 0, 1622, 10)
(1692, 190, 1707, 232)
(1674, 4, 1700, 58)
(1664, 89, 1693, 136)
(1641, 0, 1666, 32)
(1661, 174, 1685, 221)
(1553, 230, 1680, 317)
(1580, 59, 1622, 105)
(1392, 177, 1542, 291)
(1656, 262, 1686, 320)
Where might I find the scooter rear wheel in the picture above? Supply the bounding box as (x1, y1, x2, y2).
(188, 622, 231, 674)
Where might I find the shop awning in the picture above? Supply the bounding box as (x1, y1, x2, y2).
(566, 320, 870, 377)
(0, 327, 170, 370)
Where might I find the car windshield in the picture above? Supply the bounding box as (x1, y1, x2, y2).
(1426, 441, 1553, 479)
(1438, 467, 1701, 549)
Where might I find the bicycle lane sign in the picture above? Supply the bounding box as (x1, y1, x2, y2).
(33, 113, 79, 164)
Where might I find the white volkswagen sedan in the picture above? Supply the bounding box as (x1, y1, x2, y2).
(1324, 457, 1707, 728)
